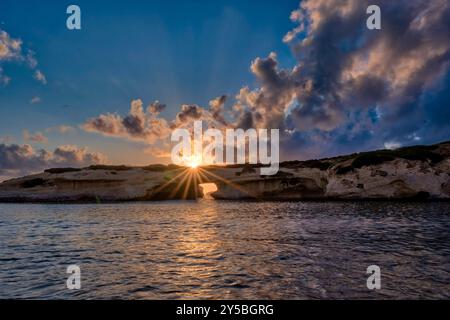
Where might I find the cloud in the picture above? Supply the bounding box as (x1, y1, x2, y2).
(210, 0, 450, 159)
(209, 95, 228, 125)
(175, 104, 205, 124)
(30, 96, 41, 104)
(148, 100, 166, 114)
(281, 0, 450, 155)
(46, 125, 75, 134)
(384, 141, 401, 150)
(143, 145, 171, 158)
(0, 136, 13, 144)
(53, 145, 106, 165)
(0, 29, 22, 60)
(34, 70, 47, 84)
(82, 99, 172, 144)
(282, 9, 305, 43)
(0, 29, 19, 85)
(0, 29, 46, 85)
(26, 50, 38, 68)
(0, 143, 107, 181)
(82, 97, 233, 159)
(83, 98, 229, 147)
(0, 67, 10, 86)
(23, 130, 48, 144)
(232, 52, 297, 130)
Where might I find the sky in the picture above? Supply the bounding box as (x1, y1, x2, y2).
(1, 0, 450, 180)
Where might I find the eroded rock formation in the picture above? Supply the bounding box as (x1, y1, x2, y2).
(0, 142, 449, 202)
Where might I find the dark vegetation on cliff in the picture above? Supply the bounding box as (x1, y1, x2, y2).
(335, 144, 445, 175)
(44, 168, 82, 174)
(278, 142, 447, 175)
(44, 164, 184, 174)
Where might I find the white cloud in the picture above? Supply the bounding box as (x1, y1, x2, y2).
(0, 29, 22, 60)
(384, 141, 402, 150)
(0, 67, 10, 86)
(34, 70, 47, 84)
(26, 50, 37, 68)
(46, 125, 75, 134)
(0, 29, 46, 84)
(23, 130, 48, 144)
(30, 96, 41, 104)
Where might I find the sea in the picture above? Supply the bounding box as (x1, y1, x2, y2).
(0, 200, 449, 299)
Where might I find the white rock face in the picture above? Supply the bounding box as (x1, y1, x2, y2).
(0, 168, 168, 202)
(325, 158, 450, 199)
(0, 142, 449, 202)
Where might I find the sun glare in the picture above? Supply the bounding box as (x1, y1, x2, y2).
(190, 161, 199, 169)
(185, 155, 202, 169)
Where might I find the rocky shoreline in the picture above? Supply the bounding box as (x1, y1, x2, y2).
(0, 141, 449, 202)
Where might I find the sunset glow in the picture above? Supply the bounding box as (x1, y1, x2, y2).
(184, 155, 202, 169)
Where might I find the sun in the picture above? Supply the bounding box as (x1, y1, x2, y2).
(189, 160, 200, 169)
(185, 154, 202, 169)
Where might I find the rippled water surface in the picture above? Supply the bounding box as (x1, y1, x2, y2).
(0, 201, 449, 299)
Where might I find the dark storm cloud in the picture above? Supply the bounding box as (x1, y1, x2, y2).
(280, 0, 450, 155)
(218, 0, 450, 158)
(0, 144, 106, 181)
(232, 52, 297, 130)
(176, 104, 204, 123)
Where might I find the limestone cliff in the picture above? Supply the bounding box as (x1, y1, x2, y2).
(0, 142, 449, 202)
